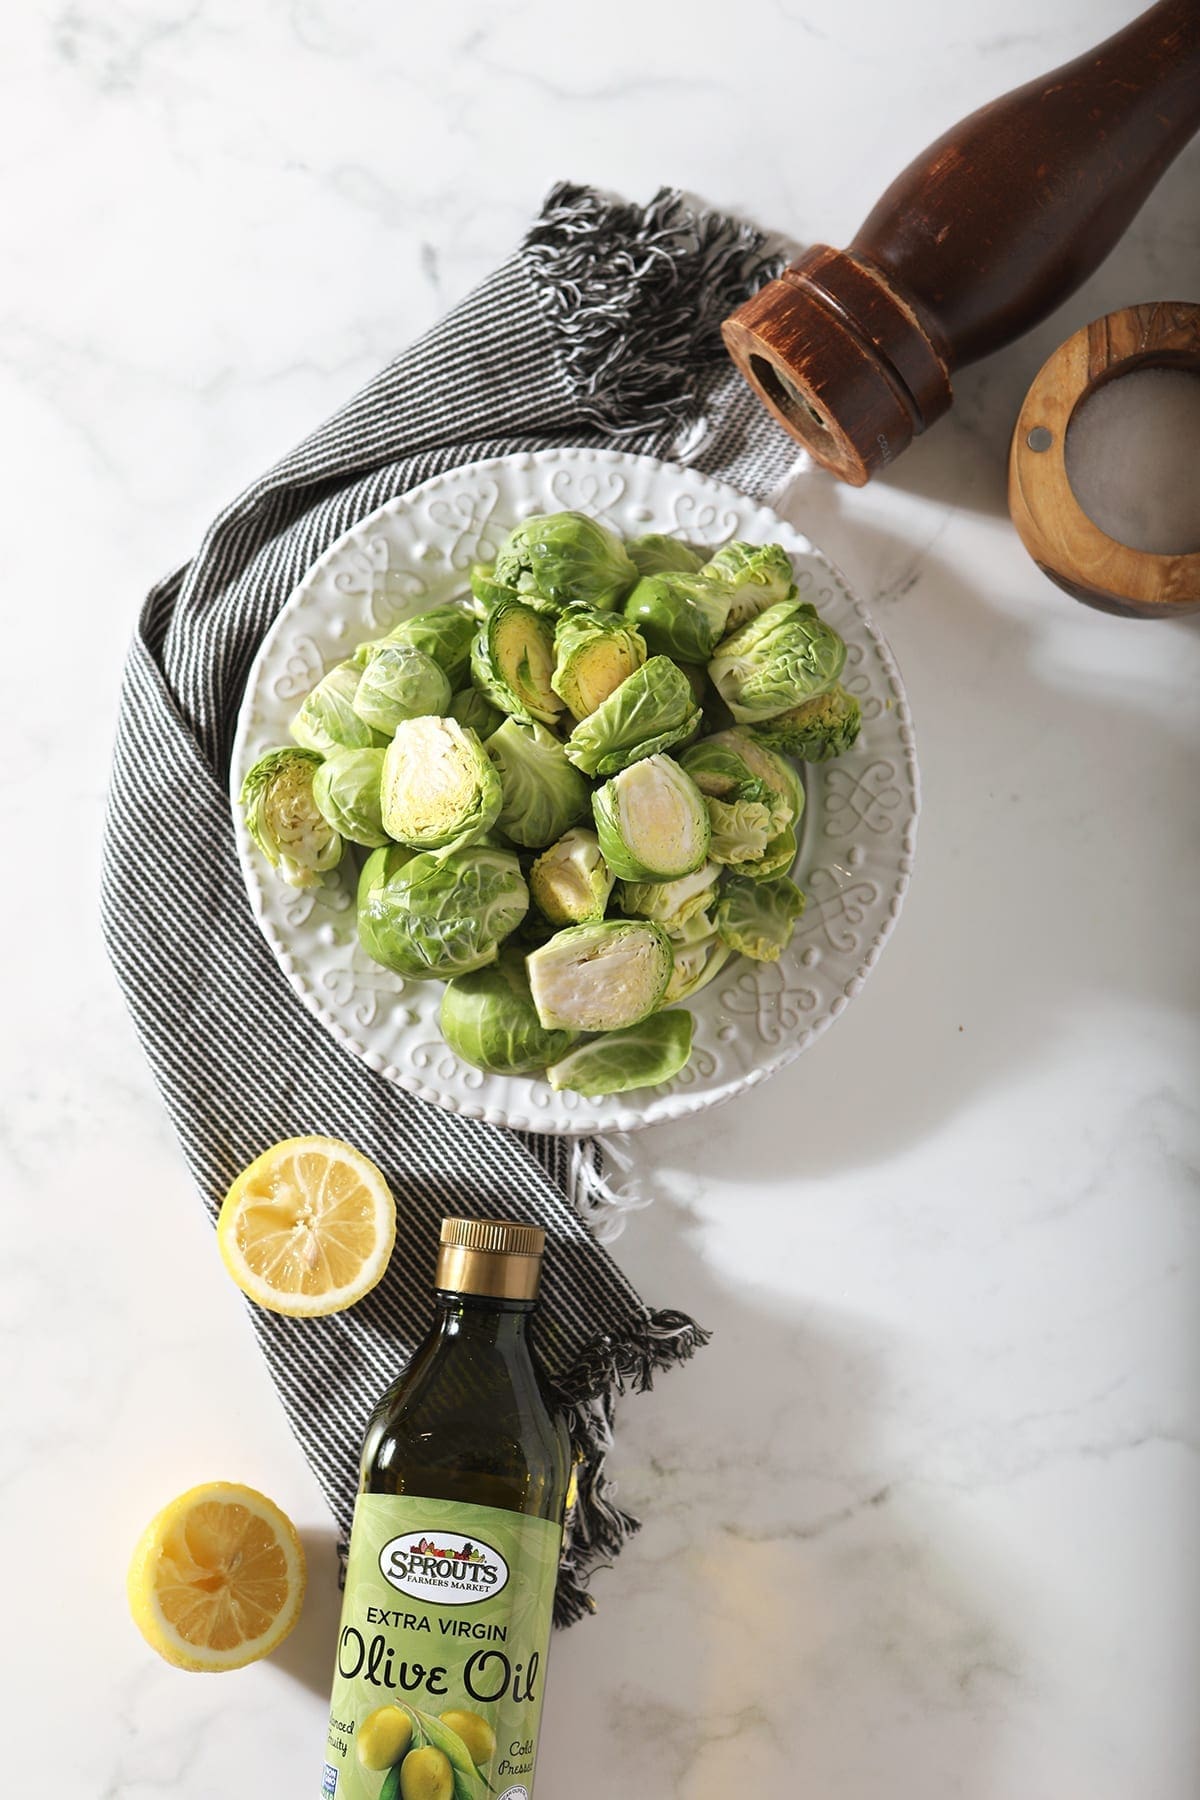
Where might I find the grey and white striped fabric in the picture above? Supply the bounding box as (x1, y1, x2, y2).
(101, 183, 794, 1623)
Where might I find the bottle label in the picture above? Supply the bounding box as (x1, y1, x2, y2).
(321, 1494, 562, 1800)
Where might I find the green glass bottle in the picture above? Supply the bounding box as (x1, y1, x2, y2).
(321, 1218, 571, 1800)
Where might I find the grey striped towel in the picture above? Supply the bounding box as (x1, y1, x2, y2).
(101, 182, 795, 1623)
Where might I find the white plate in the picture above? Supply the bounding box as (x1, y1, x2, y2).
(231, 448, 919, 1135)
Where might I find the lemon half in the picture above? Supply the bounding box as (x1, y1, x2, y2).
(217, 1135, 396, 1317)
(128, 1482, 306, 1672)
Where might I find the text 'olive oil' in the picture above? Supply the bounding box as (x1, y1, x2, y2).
(321, 1218, 571, 1800)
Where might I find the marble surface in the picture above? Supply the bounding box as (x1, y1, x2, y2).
(2, 2, 1198, 1796)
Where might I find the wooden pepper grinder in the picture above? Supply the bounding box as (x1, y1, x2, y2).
(723, 0, 1200, 485)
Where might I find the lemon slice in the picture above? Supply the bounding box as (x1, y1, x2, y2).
(217, 1135, 396, 1317)
(127, 1482, 306, 1672)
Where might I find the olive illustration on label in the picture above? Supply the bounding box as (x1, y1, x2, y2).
(399, 1745, 454, 1800)
(358, 1707, 414, 1772)
(438, 1710, 496, 1767)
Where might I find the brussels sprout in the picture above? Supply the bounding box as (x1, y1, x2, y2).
(291, 661, 386, 753)
(715, 874, 806, 962)
(440, 949, 578, 1075)
(357, 845, 415, 965)
(380, 715, 501, 851)
(749, 682, 863, 761)
(592, 754, 711, 882)
(384, 605, 477, 689)
(546, 1010, 694, 1097)
(617, 861, 721, 928)
(468, 562, 513, 614)
(699, 540, 797, 630)
(622, 573, 732, 664)
(564, 656, 701, 777)
(529, 828, 614, 926)
(493, 511, 638, 611)
(663, 934, 733, 1004)
(352, 644, 452, 735)
(626, 533, 704, 578)
(471, 600, 563, 727)
(241, 747, 343, 888)
(708, 599, 847, 724)
(312, 746, 390, 848)
(551, 608, 647, 721)
(448, 685, 503, 740)
(527, 920, 673, 1032)
(485, 717, 591, 849)
(680, 730, 802, 869)
(703, 790, 781, 866)
(681, 729, 804, 826)
(358, 843, 528, 980)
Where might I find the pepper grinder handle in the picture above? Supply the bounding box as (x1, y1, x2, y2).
(723, 0, 1200, 484)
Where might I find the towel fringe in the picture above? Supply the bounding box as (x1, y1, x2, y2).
(523, 181, 784, 439)
(552, 1306, 711, 1625)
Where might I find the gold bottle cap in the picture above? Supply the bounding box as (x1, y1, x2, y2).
(436, 1217, 546, 1301)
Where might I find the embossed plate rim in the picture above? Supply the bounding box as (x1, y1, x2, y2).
(230, 447, 920, 1134)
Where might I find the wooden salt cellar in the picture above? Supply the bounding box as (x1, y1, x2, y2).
(1008, 302, 1200, 618)
(722, 0, 1200, 486)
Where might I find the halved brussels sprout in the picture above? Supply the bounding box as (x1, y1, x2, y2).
(527, 920, 673, 1032)
(749, 682, 863, 761)
(241, 747, 343, 888)
(592, 754, 711, 882)
(357, 843, 528, 980)
(617, 861, 721, 928)
(485, 717, 590, 849)
(440, 949, 577, 1074)
(378, 605, 478, 689)
(471, 601, 563, 726)
(380, 715, 501, 851)
(291, 661, 386, 754)
(551, 609, 647, 720)
(448, 685, 504, 740)
(715, 874, 806, 962)
(626, 533, 704, 578)
(312, 746, 390, 848)
(622, 572, 731, 664)
(493, 511, 638, 611)
(699, 540, 797, 630)
(529, 828, 614, 926)
(708, 598, 847, 724)
(663, 934, 733, 1004)
(564, 656, 701, 777)
(352, 644, 452, 735)
(546, 1010, 694, 1097)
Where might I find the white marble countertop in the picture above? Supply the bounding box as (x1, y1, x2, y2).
(3, 2, 1198, 1795)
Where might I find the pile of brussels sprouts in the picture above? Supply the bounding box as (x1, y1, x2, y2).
(241, 512, 861, 1099)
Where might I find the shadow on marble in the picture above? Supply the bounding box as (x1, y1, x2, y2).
(539, 1197, 1019, 1798)
(630, 510, 1198, 1188)
(863, 137, 1200, 522)
(272, 1525, 343, 1700)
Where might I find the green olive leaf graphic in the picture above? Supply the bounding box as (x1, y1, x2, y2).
(379, 1765, 403, 1800)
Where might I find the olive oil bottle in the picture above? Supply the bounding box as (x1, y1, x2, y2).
(321, 1218, 571, 1800)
